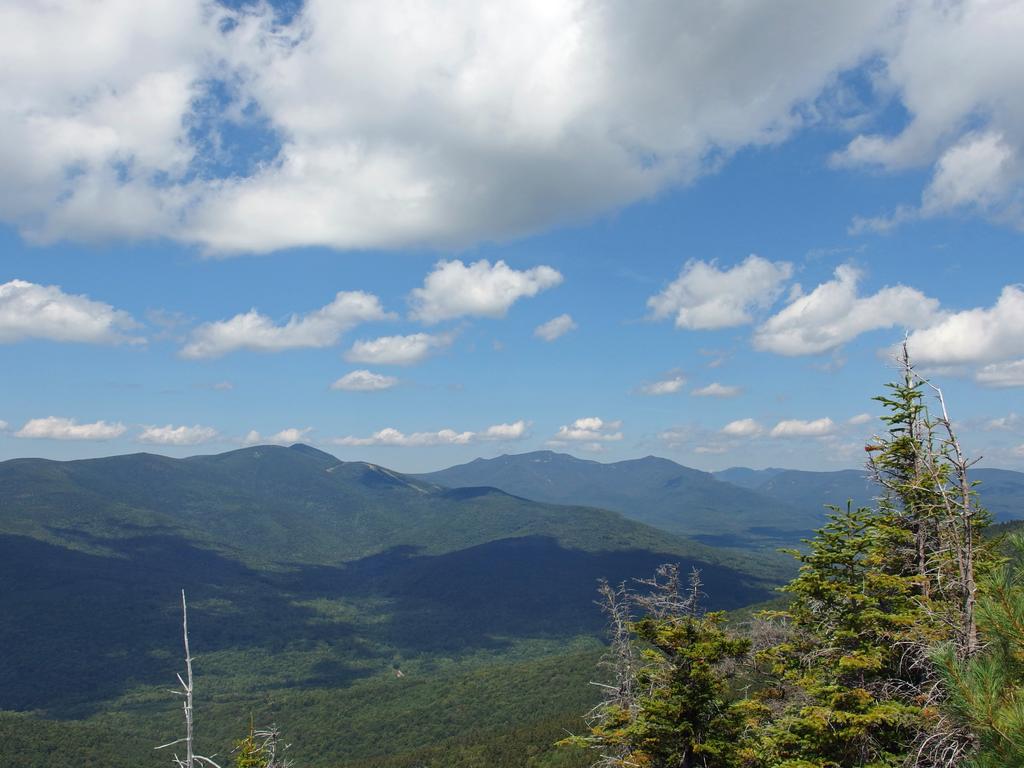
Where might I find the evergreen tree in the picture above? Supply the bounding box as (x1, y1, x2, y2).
(750, 505, 924, 767)
(933, 534, 1024, 767)
(562, 566, 751, 768)
(569, 354, 994, 768)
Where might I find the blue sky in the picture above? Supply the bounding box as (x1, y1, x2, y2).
(1, 0, 1022, 472)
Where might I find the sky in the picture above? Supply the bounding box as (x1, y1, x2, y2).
(1, 0, 1023, 473)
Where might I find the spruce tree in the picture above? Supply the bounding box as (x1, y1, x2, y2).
(750, 505, 924, 767)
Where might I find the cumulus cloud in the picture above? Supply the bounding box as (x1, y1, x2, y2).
(905, 285, 1024, 365)
(769, 417, 835, 438)
(345, 332, 454, 366)
(721, 418, 762, 437)
(138, 424, 218, 445)
(333, 420, 527, 447)
(838, 3, 1024, 232)
(534, 313, 577, 342)
(331, 370, 399, 392)
(976, 359, 1024, 388)
(1, 0, 904, 252)
(12, 2, 1022, 250)
(639, 375, 686, 396)
(691, 383, 741, 398)
(479, 421, 530, 440)
(648, 256, 793, 330)
(0, 279, 139, 344)
(551, 417, 623, 443)
(754, 265, 940, 355)
(243, 427, 313, 446)
(15, 416, 126, 440)
(182, 291, 392, 359)
(410, 260, 562, 323)
(848, 413, 874, 425)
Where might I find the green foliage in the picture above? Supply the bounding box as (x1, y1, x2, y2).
(627, 613, 751, 767)
(562, 569, 752, 768)
(751, 505, 924, 767)
(567, 360, 999, 768)
(3, 648, 604, 767)
(233, 718, 269, 768)
(934, 534, 1024, 767)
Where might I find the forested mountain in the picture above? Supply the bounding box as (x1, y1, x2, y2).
(713, 466, 1024, 522)
(416, 451, 820, 549)
(0, 444, 781, 767)
(416, 452, 1024, 552)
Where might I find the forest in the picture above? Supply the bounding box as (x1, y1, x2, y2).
(556, 352, 1024, 768)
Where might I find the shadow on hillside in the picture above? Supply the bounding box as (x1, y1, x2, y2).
(0, 533, 773, 717)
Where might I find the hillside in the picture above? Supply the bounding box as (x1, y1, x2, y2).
(0, 444, 782, 767)
(713, 466, 1024, 522)
(416, 450, 823, 549)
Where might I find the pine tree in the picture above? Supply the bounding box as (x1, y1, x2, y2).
(933, 534, 1024, 767)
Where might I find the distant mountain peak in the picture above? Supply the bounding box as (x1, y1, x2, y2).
(288, 443, 339, 462)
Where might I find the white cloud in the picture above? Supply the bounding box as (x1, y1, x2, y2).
(534, 313, 577, 342)
(721, 418, 762, 437)
(479, 421, 529, 440)
(345, 332, 454, 366)
(977, 359, 1024, 388)
(182, 291, 392, 359)
(0, 420, 9, 431)
(838, 3, 1024, 231)
(334, 420, 527, 447)
(691, 383, 741, 398)
(1, 0, 902, 252)
(138, 424, 218, 446)
(331, 370, 399, 392)
(648, 256, 793, 330)
(410, 260, 562, 323)
(658, 426, 694, 449)
(770, 417, 835, 438)
(754, 265, 940, 355)
(905, 286, 1024, 365)
(243, 427, 313, 446)
(639, 376, 686, 396)
(920, 132, 1020, 221)
(984, 414, 1021, 432)
(213, 381, 234, 391)
(15, 416, 126, 440)
(551, 417, 623, 443)
(1015, 444, 1024, 459)
(848, 413, 873, 425)
(0, 279, 139, 344)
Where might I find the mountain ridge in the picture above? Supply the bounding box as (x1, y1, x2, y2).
(415, 449, 822, 549)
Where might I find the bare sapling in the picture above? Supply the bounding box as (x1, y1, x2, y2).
(155, 590, 223, 768)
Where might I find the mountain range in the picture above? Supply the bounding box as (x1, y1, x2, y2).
(0, 443, 780, 767)
(418, 451, 1024, 547)
(3, 444, 1020, 767)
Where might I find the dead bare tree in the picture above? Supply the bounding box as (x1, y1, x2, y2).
(155, 590, 223, 768)
(631, 563, 704, 620)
